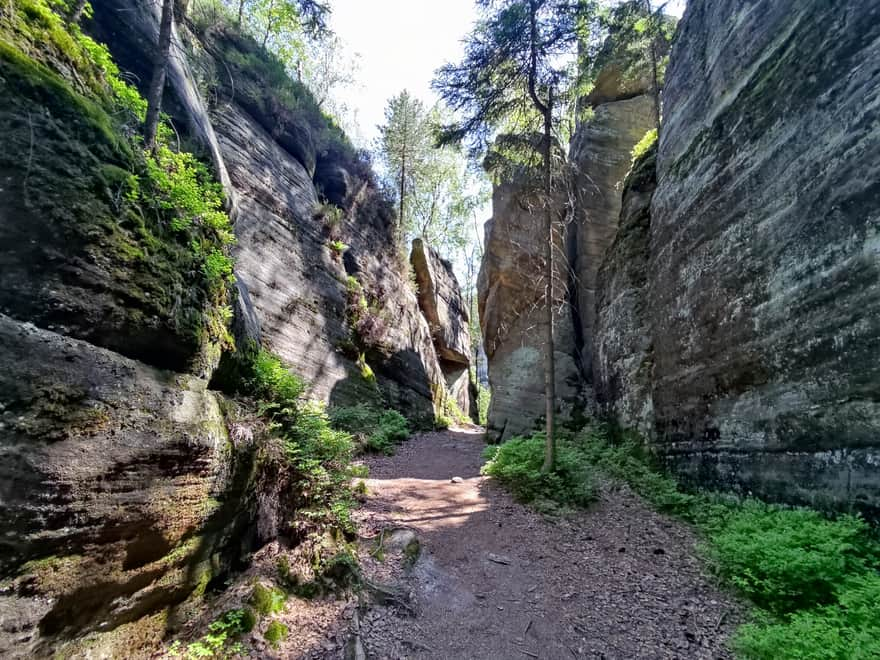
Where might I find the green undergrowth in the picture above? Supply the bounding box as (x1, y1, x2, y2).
(238, 348, 358, 534)
(481, 433, 598, 512)
(168, 608, 255, 659)
(561, 426, 880, 659)
(476, 384, 491, 427)
(329, 403, 410, 455)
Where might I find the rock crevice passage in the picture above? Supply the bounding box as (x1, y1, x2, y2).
(352, 430, 740, 659)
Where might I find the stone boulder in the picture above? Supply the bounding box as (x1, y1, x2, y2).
(410, 239, 473, 418)
(647, 0, 880, 512)
(410, 238, 471, 365)
(0, 316, 257, 657)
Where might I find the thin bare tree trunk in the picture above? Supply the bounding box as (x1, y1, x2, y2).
(540, 88, 556, 474)
(644, 0, 661, 130)
(238, 0, 244, 27)
(526, 0, 556, 473)
(144, 0, 174, 150)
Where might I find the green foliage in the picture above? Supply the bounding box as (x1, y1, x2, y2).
(329, 404, 410, 455)
(264, 620, 289, 648)
(569, 425, 880, 660)
(442, 395, 469, 426)
(1, 0, 236, 359)
(172, 608, 256, 658)
(481, 434, 597, 509)
(249, 582, 286, 616)
(343, 275, 389, 352)
(236, 349, 357, 534)
(476, 385, 491, 427)
(631, 128, 657, 162)
(707, 502, 875, 614)
(733, 574, 880, 660)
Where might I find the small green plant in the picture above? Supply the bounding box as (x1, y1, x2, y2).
(327, 239, 349, 255)
(264, 620, 289, 648)
(172, 608, 255, 658)
(329, 404, 410, 455)
(631, 127, 658, 162)
(249, 582, 286, 616)
(481, 433, 597, 509)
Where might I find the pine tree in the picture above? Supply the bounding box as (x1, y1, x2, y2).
(434, 0, 591, 472)
(376, 90, 431, 243)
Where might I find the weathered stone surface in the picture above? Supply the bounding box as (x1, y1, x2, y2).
(478, 181, 581, 441)
(410, 239, 473, 418)
(647, 0, 880, 512)
(0, 316, 255, 657)
(0, 46, 215, 376)
(593, 144, 656, 435)
(411, 239, 471, 365)
(569, 94, 655, 379)
(213, 102, 445, 419)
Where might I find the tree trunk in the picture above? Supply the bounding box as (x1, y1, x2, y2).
(144, 0, 174, 151)
(539, 88, 556, 475)
(644, 0, 661, 131)
(67, 0, 88, 25)
(526, 0, 556, 474)
(238, 0, 244, 27)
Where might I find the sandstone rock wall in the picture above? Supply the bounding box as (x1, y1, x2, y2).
(645, 0, 880, 512)
(593, 144, 656, 435)
(478, 180, 581, 441)
(569, 94, 655, 379)
(411, 239, 472, 417)
(0, 4, 452, 655)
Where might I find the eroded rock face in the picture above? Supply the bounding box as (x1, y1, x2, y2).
(478, 181, 581, 441)
(0, 316, 256, 658)
(410, 239, 473, 417)
(593, 144, 656, 435)
(213, 102, 444, 419)
(647, 0, 880, 511)
(569, 82, 655, 381)
(410, 239, 471, 365)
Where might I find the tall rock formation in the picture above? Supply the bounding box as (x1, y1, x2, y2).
(411, 239, 473, 418)
(569, 80, 656, 384)
(478, 176, 581, 441)
(590, 0, 880, 513)
(593, 143, 657, 435)
(0, 2, 458, 655)
(643, 0, 880, 512)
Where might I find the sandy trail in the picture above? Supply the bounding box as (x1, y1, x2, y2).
(351, 428, 740, 660)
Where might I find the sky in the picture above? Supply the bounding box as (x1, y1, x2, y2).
(329, 0, 481, 148)
(327, 0, 686, 279)
(329, 0, 687, 149)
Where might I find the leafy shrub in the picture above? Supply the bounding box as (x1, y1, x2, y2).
(481, 434, 597, 508)
(707, 502, 875, 614)
(172, 608, 255, 658)
(264, 620, 289, 648)
(631, 127, 658, 161)
(477, 385, 490, 427)
(574, 427, 697, 516)
(329, 404, 410, 455)
(235, 349, 357, 534)
(733, 574, 880, 659)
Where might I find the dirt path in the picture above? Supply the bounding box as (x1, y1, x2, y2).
(351, 428, 741, 660)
